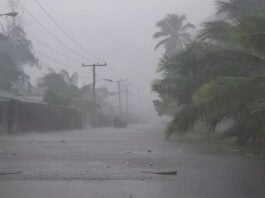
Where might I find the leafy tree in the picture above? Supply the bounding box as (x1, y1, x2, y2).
(38, 70, 79, 105)
(0, 0, 37, 91)
(43, 89, 69, 106)
(153, 0, 265, 151)
(0, 53, 23, 90)
(39, 71, 115, 127)
(59, 69, 78, 86)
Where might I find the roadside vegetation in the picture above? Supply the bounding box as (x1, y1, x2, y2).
(38, 70, 115, 127)
(0, 1, 115, 129)
(0, 1, 37, 92)
(152, 0, 265, 153)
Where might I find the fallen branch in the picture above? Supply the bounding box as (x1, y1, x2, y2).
(141, 170, 177, 175)
(0, 171, 22, 176)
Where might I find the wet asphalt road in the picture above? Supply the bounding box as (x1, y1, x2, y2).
(0, 122, 264, 198)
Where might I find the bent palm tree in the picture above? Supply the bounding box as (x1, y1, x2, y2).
(153, 14, 195, 56)
(153, 0, 265, 151)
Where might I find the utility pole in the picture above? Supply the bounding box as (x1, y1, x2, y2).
(82, 63, 107, 103)
(117, 79, 127, 118)
(124, 85, 129, 123)
(117, 81, 122, 117)
(105, 79, 127, 118)
(82, 63, 107, 125)
(136, 87, 143, 112)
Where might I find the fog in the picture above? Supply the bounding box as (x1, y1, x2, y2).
(1, 1, 265, 197)
(1, 0, 214, 115)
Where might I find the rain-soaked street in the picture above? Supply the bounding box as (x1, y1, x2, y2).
(0, 122, 265, 198)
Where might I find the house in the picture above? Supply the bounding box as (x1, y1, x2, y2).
(0, 89, 19, 134)
(0, 89, 82, 134)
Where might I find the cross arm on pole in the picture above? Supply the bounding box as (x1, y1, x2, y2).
(82, 62, 107, 67)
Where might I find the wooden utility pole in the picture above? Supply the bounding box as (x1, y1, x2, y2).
(82, 63, 107, 126)
(117, 79, 127, 118)
(105, 79, 127, 118)
(124, 85, 129, 123)
(117, 81, 122, 117)
(82, 63, 107, 103)
(136, 87, 143, 112)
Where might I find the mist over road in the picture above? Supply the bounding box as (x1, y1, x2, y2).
(0, 122, 264, 198)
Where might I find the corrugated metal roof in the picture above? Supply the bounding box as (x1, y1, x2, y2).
(0, 89, 45, 104)
(0, 98, 8, 102)
(0, 89, 20, 100)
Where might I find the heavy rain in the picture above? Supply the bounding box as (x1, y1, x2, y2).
(0, 0, 264, 197)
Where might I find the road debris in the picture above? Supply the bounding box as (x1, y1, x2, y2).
(0, 171, 22, 176)
(232, 149, 241, 153)
(141, 170, 178, 175)
(245, 153, 255, 157)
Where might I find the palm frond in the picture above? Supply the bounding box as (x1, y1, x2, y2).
(235, 13, 265, 56)
(216, 0, 265, 18)
(153, 31, 169, 39)
(154, 37, 169, 51)
(166, 105, 201, 137)
(180, 23, 195, 31)
(198, 20, 234, 42)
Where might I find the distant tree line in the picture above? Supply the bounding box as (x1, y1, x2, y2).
(38, 70, 115, 127)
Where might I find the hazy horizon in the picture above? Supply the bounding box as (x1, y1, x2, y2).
(0, 0, 214, 112)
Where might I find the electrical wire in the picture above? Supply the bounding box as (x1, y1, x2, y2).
(28, 34, 81, 64)
(34, 0, 105, 62)
(17, 0, 94, 63)
(35, 49, 90, 75)
(39, 61, 91, 78)
(34, 0, 114, 80)
(18, 0, 116, 82)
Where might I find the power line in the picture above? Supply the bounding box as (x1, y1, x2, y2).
(28, 34, 81, 64)
(28, 36, 94, 77)
(39, 61, 67, 73)
(17, 0, 94, 63)
(27, 35, 94, 74)
(17, 0, 107, 81)
(39, 61, 91, 78)
(35, 49, 90, 74)
(34, 0, 105, 62)
(108, 65, 120, 78)
(32, 0, 107, 77)
(82, 63, 107, 103)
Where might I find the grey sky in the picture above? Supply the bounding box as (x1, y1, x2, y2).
(0, 0, 215, 111)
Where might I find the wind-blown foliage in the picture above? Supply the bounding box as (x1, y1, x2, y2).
(39, 71, 79, 106)
(152, 0, 265, 151)
(38, 70, 115, 127)
(153, 14, 195, 56)
(0, 0, 37, 91)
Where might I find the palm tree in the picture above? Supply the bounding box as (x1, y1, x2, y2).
(153, 14, 195, 56)
(199, 0, 265, 51)
(153, 1, 265, 151)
